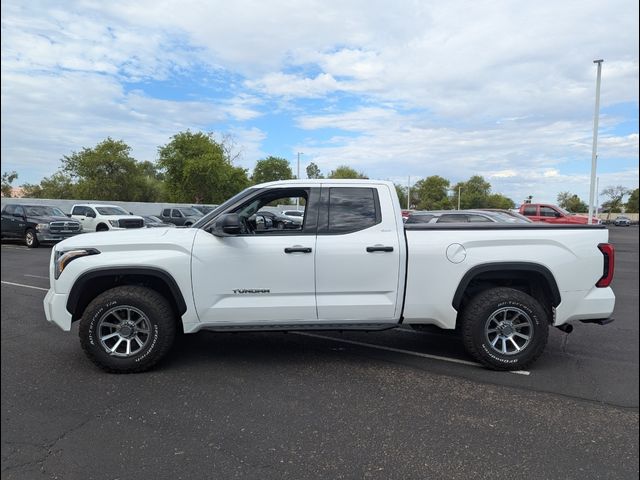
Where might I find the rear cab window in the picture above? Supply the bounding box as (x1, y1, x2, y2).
(319, 187, 381, 234)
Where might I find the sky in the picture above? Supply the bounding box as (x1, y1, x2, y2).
(1, 0, 638, 204)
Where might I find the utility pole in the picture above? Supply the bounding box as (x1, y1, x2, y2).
(457, 186, 461, 210)
(407, 176, 411, 210)
(296, 152, 303, 210)
(588, 59, 604, 224)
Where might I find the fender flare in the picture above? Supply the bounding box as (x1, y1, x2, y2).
(66, 267, 187, 316)
(452, 262, 561, 310)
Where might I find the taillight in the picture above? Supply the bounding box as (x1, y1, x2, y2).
(596, 243, 615, 287)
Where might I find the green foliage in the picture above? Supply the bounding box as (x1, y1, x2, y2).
(158, 131, 250, 204)
(395, 184, 408, 209)
(557, 192, 588, 212)
(486, 194, 516, 209)
(21, 172, 76, 199)
(252, 156, 293, 184)
(625, 188, 639, 213)
(306, 162, 324, 179)
(60, 137, 162, 201)
(1, 171, 18, 197)
(327, 166, 368, 179)
(600, 185, 630, 218)
(412, 176, 451, 210)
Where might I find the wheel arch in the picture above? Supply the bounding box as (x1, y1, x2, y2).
(67, 267, 187, 323)
(453, 262, 561, 316)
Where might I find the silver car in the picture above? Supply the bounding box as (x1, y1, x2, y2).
(613, 216, 631, 227)
(406, 209, 532, 224)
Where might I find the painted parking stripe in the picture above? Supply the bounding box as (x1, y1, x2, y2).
(24, 274, 49, 280)
(294, 332, 530, 375)
(1, 281, 48, 291)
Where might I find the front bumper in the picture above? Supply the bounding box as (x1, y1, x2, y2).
(43, 289, 72, 331)
(37, 232, 82, 243)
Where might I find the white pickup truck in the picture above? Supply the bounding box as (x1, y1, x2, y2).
(70, 204, 145, 232)
(44, 180, 615, 373)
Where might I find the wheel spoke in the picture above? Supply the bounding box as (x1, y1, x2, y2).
(491, 335, 500, 347)
(513, 332, 530, 340)
(486, 328, 498, 333)
(110, 338, 123, 353)
(501, 338, 507, 354)
(136, 328, 150, 335)
(134, 336, 145, 348)
(509, 337, 521, 352)
(512, 322, 530, 330)
(125, 339, 131, 355)
(101, 321, 120, 329)
(101, 332, 120, 341)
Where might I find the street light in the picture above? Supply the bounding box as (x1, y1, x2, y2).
(296, 152, 303, 210)
(588, 59, 604, 224)
(457, 186, 462, 210)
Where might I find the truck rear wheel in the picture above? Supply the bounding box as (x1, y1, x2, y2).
(461, 287, 548, 370)
(79, 286, 177, 373)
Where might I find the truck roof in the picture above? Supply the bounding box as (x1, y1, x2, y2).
(254, 179, 396, 188)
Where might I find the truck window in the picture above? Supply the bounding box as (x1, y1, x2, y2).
(522, 206, 537, 216)
(437, 214, 468, 223)
(14, 206, 25, 217)
(171, 210, 182, 218)
(162, 209, 170, 217)
(72, 206, 85, 216)
(540, 206, 558, 217)
(4, 205, 16, 215)
(327, 188, 379, 234)
(467, 214, 492, 223)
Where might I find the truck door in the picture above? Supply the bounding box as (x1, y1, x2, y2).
(191, 187, 319, 325)
(314, 185, 403, 322)
(1, 205, 18, 238)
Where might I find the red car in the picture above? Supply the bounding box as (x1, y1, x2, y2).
(519, 204, 600, 224)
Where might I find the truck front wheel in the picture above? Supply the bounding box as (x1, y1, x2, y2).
(25, 228, 39, 248)
(461, 287, 549, 371)
(79, 286, 177, 373)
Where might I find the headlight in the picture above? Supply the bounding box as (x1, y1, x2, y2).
(54, 248, 100, 279)
(36, 223, 49, 231)
(108, 220, 119, 227)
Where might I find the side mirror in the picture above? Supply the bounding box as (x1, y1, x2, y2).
(66, 213, 72, 218)
(210, 213, 242, 236)
(555, 212, 562, 218)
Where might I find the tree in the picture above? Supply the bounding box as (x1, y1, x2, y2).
(395, 184, 408, 209)
(1, 171, 18, 197)
(21, 172, 76, 199)
(306, 162, 324, 179)
(252, 156, 293, 184)
(158, 131, 250, 204)
(327, 166, 368, 179)
(557, 192, 588, 212)
(600, 185, 630, 219)
(486, 194, 516, 209)
(626, 188, 639, 213)
(412, 176, 451, 210)
(60, 137, 161, 201)
(452, 176, 491, 209)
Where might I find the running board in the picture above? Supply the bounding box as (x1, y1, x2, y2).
(579, 317, 615, 325)
(199, 323, 399, 333)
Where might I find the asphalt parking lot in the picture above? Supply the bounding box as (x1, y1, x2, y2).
(1, 227, 638, 479)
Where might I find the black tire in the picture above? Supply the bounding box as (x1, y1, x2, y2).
(461, 287, 548, 371)
(25, 229, 39, 248)
(96, 223, 109, 232)
(79, 286, 177, 373)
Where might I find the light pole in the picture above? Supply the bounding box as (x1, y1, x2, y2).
(296, 152, 303, 210)
(407, 176, 411, 210)
(457, 186, 461, 210)
(588, 59, 604, 224)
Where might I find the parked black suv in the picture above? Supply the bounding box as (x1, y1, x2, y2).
(1, 204, 83, 247)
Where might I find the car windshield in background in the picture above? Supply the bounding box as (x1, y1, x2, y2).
(143, 215, 162, 223)
(25, 206, 66, 217)
(179, 208, 203, 217)
(283, 210, 304, 217)
(96, 206, 129, 215)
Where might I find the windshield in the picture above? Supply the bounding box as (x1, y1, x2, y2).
(25, 206, 66, 217)
(96, 206, 130, 215)
(179, 208, 203, 217)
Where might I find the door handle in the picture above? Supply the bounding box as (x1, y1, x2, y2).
(366, 246, 394, 253)
(284, 247, 312, 254)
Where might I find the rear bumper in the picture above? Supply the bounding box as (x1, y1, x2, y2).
(554, 287, 615, 326)
(43, 289, 72, 331)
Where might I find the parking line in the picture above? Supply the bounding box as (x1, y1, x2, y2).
(24, 274, 49, 280)
(1, 281, 48, 292)
(293, 332, 530, 375)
